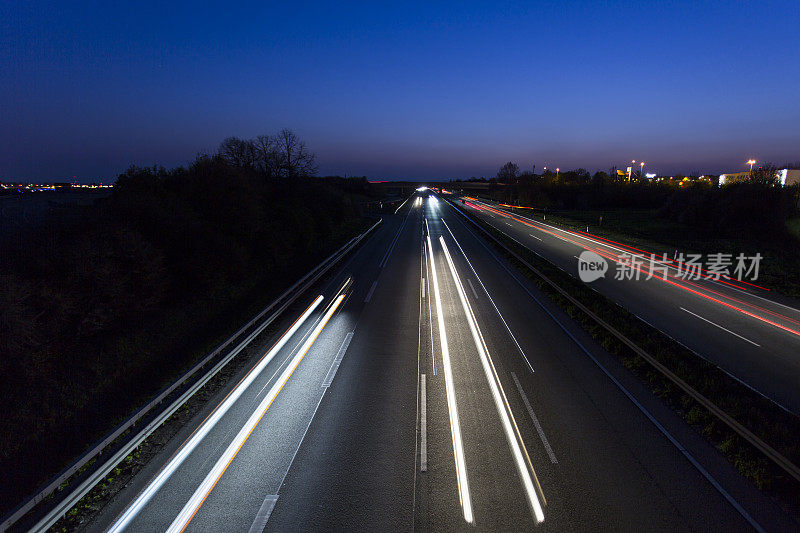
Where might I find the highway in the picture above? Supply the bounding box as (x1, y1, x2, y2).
(86, 192, 796, 532)
(455, 196, 800, 415)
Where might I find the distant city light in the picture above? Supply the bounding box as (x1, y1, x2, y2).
(0, 182, 112, 190)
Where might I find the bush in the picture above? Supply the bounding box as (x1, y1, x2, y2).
(0, 157, 372, 512)
(658, 183, 797, 238)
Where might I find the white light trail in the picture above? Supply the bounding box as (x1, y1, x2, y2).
(394, 197, 409, 214)
(426, 224, 473, 524)
(440, 236, 545, 523)
(441, 218, 534, 373)
(167, 293, 346, 533)
(108, 296, 324, 533)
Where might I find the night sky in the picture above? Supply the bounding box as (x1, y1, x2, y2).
(3, 1, 799, 181)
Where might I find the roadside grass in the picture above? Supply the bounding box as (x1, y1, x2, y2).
(512, 207, 800, 299)
(454, 203, 800, 516)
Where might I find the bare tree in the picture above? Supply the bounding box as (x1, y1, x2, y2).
(218, 137, 256, 168)
(497, 161, 520, 181)
(275, 129, 318, 178)
(253, 134, 280, 177)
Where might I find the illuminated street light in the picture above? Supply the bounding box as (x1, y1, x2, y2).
(640, 161, 645, 177)
(747, 159, 756, 172)
(556, 168, 559, 178)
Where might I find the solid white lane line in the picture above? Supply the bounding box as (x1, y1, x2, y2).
(248, 494, 278, 533)
(421, 374, 428, 472)
(166, 294, 346, 533)
(511, 373, 558, 464)
(524, 218, 690, 276)
(528, 233, 542, 241)
(721, 282, 800, 315)
(426, 230, 473, 524)
(423, 226, 438, 376)
(679, 307, 761, 347)
(416, 240, 425, 484)
(108, 297, 324, 533)
(500, 208, 760, 294)
(322, 332, 354, 388)
(380, 209, 411, 267)
(441, 218, 534, 373)
(440, 236, 545, 523)
(461, 228, 764, 532)
(467, 278, 479, 299)
(364, 280, 378, 303)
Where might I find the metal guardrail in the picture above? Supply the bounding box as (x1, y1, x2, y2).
(2, 218, 382, 533)
(448, 200, 800, 484)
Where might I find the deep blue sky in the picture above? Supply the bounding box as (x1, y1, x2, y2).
(3, 1, 799, 181)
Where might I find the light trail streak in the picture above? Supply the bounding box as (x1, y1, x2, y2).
(567, 240, 800, 337)
(108, 297, 324, 533)
(426, 221, 473, 524)
(440, 236, 545, 523)
(441, 217, 534, 373)
(573, 229, 770, 291)
(459, 199, 800, 338)
(423, 236, 438, 376)
(167, 292, 347, 533)
(478, 199, 768, 292)
(394, 196, 409, 214)
(448, 204, 767, 530)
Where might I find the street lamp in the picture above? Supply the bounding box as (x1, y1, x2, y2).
(640, 161, 645, 178)
(747, 159, 756, 172)
(556, 168, 559, 179)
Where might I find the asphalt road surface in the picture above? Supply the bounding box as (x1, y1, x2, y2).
(455, 195, 800, 415)
(88, 193, 797, 532)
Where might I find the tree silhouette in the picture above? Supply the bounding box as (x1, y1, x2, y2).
(497, 161, 520, 181)
(276, 129, 318, 178)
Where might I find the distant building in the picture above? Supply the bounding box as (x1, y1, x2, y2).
(718, 168, 800, 187)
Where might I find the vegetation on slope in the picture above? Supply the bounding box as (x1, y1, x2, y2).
(0, 137, 376, 512)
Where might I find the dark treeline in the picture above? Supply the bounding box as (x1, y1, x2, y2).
(474, 163, 800, 238)
(0, 132, 376, 510)
(658, 183, 798, 236)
